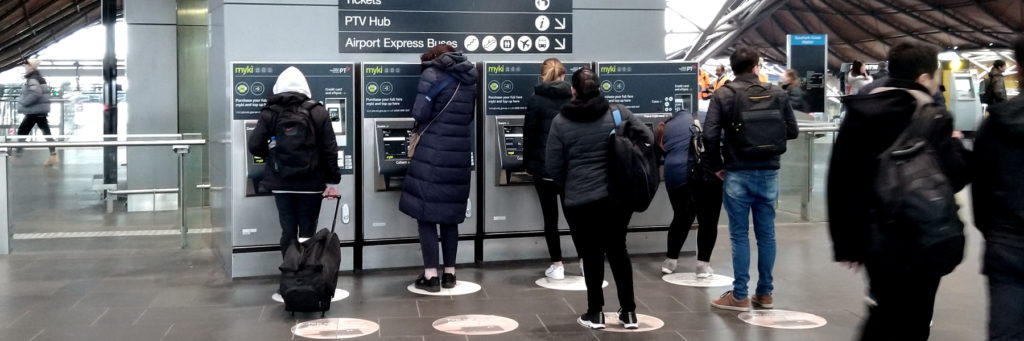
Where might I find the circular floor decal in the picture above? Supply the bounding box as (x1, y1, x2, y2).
(407, 281, 482, 296)
(432, 314, 519, 335)
(535, 276, 609, 291)
(662, 273, 734, 288)
(601, 313, 665, 333)
(273, 289, 350, 303)
(738, 310, 828, 329)
(291, 318, 379, 339)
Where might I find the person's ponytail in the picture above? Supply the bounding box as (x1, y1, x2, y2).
(540, 58, 566, 83)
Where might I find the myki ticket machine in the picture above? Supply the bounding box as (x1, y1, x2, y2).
(231, 62, 358, 276)
(480, 62, 589, 261)
(597, 61, 700, 252)
(360, 62, 476, 269)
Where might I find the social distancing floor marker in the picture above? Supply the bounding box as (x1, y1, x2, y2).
(662, 273, 734, 287)
(738, 310, 828, 329)
(535, 276, 608, 291)
(432, 314, 519, 336)
(407, 281, 482, 296)
(273, 289, 350, 303)
(291, 318, 379, 339)
(601, 313, 665, 333)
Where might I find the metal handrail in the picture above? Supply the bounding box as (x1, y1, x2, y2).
(799, 127, 840, 133)
(3, 134, 191, 140)
(0, 139, 206, 148)
(108, 188, 178, 195)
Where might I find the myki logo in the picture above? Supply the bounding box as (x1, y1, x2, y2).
(365, 65, 384, 75)
(599, 66, 617, 74)
(234, 65, 255, 75)
(487, 65, 506, 73)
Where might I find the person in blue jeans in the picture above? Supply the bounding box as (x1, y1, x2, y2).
(702, 46, 799, 311)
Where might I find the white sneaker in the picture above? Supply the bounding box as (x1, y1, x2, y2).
(545, 264, 565, 280)
(696, 262, 714, 279)
(661, 258, 678, 274)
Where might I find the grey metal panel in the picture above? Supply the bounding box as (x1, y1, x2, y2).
(482, 230, 693, 263)
(361, 241, 475, 270)
(576, 0, 664, 10)
(232, 247, 355, 278)
(126, 25, 180, 196)
(0, 156, 8, 254)
(126, 0, 178, 24)
(208, 4, 234, 276)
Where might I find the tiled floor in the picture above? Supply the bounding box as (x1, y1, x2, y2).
(0, 222, 988, 340)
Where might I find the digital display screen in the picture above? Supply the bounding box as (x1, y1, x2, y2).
(502, 125, 524, 157)
(382, 128, 411, 160)
(329, 108, 340, 122)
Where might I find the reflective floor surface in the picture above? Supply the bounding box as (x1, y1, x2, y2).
(0, 222, 986, 340)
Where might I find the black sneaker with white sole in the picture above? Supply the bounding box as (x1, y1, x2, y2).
(619, 311, 639, 329)
(577, 312, 606, 330)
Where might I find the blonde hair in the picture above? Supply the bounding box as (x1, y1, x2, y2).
(540, 58, 566, 83)
(784, 69, 800, 86)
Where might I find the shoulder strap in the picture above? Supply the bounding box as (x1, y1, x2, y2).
(873, 87, 939, 155)
(420, 82, 461, 134)
(426, 74, 457, 102)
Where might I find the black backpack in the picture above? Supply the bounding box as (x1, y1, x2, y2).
(279, 198, 343, 317)
(269, 100, 321, 180)
(872, 88, 965, 277)
(607, 105, 660, 212)
(979, 78, 991, 105)
(723, 82, 788, 158)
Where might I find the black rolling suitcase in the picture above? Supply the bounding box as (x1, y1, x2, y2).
(279, 196, 342, 317)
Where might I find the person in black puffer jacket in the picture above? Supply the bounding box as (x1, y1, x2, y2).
(247, 66, 341, 258)
(973, 36, 1024, 341)
(400, 45, 478, 293)
(546, 67, 649, 330)
(524, 58, 575, 280)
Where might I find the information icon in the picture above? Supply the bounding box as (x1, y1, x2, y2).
(535, 15, 550, 31)
(500, 36, 515, 52)
(517, 36, 533, 52)
(535, 36, 551, 52)
(482, 36, 498, 52)
(464, 36, 480, 52)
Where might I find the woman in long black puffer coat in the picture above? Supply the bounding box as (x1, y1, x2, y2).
(399, 44, 478, 293)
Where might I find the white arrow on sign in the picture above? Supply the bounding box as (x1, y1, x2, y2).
(555, 38, 566, 50)
(555, 18, 567, 30)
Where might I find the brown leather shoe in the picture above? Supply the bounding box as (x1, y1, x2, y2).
(752, 294, 774, 309)
(711, 291, 751, 311)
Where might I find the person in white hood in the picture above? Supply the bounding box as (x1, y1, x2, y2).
(247, 66, 341, 257)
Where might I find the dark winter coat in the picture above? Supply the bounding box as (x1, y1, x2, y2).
(546, 95, 651, 207)
(661, 109, 696, 190)
(985, 73, 1007, 105)
(703, 73, 800, 172)
(827, 78, 970, 262)
(973, 96, 1024, 248)
(399, 52, 478, 224)
(17, 71, 50, 115)
(524, 80, 573, 178)
(247, 92, 341, 192)
(782, 83, 805, 112)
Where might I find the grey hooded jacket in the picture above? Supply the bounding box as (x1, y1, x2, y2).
(18, 71, 51, 115)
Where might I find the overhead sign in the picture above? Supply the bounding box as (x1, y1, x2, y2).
(789, 34, 826, 46)
(482, 62, 590, 116)
(339, 0, 573, 54)
(595, 62, 700, 114)
(360, 63, 421, 118)
(787, 34, 827, 112)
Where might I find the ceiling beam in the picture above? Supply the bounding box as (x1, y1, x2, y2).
(973, 0, 1021, 32)
(0, 0, 66, 41)
(872, 0, 979, 47)
(683, 0, 743, 60)
(915, 0, 1009, 45)
(845, 0, 940, 48)
(799, 0, 880, 61)
(818, 0, 893, 51)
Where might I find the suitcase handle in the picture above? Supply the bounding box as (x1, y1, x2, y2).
(325, 195, 342, 233)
